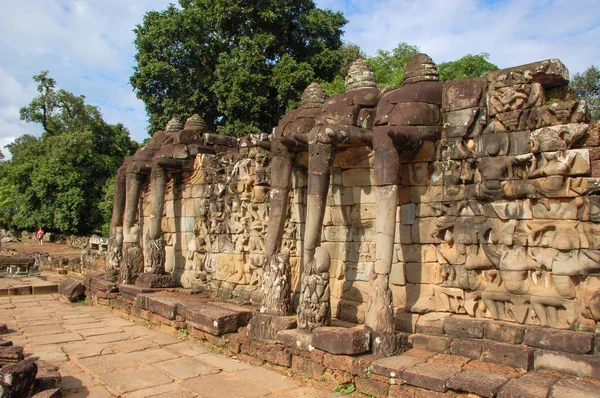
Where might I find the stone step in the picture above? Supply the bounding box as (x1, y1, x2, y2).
(184, 303, 242, 335)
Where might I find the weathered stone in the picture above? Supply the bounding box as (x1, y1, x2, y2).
(34, 360, 61, 392)
(444, 316, 486, 339)
(497, 371, 559, 398)
(481, 341, 533, 370)
(415, 313, 450, 335)
(135, 273, 177, 288)
(58, 279, 86, 302)
(534, 349, 600, 379)
(484, 321, 526, 344)
(291, 355, 325, 380)
(447, 369, 509, 398)
(247, 313, 297, 343)
(450, 338, 483, 359)
(523, 327, 594, 354)
(118, 284, 155, 300)
(0, 359, 38, 397)
(312, 326, 370, 355)
(0, 346, 24, 366)
(185, 303, 240, 336)
(32, 388, 61, 398)
(276, 329, 314, 351)
(144, 294, 182, 320)
(355, 374, 390, 398)
(411, 334, 452, 353)
(549, 378, 600, 398)
(394, 312, 419, 333)
(370, 355, 426, 378)
(402, 362, 462, 392)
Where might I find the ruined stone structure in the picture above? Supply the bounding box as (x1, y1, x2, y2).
(109, 55, 600, 348)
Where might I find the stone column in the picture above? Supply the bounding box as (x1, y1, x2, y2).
(108, 166, 127, 272)
(261, 83, 325, 316)
(148, 165, 167, 274)
(120, 170, 144, 285)
(304, 134, 336, 267)
(367, 54, 442, 355)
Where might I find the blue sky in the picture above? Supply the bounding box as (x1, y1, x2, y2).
(0, 0, 598, 154)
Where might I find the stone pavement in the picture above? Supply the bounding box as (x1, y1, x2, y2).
(0, 294, 337, 397)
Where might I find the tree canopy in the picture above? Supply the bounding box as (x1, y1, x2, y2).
(367, 42, 421, 88)
(131, 0, 347, 137)
(571, 65, 600, 121)
(437, 53, 499, 81)
(0, 71, 138, 235)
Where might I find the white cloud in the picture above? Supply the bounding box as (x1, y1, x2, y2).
(0, 0, 598, 154)
(326, 0, 600, 74)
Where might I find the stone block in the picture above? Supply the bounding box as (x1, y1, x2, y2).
(484, 321, 526, 344)
(497, 371, 559, 398)
(246, 313, 297, 343)
(370, 355, 425, 378)
(523, 327, 594, 354)
(342, 280, 371, 303)
(415, 313, 450, 335)
(443, 78, 485, 112)
(145, 294, 182, 320)
(34, 360, 61, 392)
(291, 355, 325, 380)
(447, 369, 509, 398)
(338, 300, 366, 324)
(58, 279, 86, 302)
(355, 374, 390, 398)
(390, 262, 406, 286)
(351, 203, 376, 221)
(342, 169, 374, 187)
(209, 302, 255, 326)
(534, 349, 600, 379)
(394, 312, 419, 333)
(411, 334, 452, 353)
(119, 284, 156, 300)
(450, 338, 483, 359)
(481, 341, 533, 370)
(0, 359, 38, 398)
(345, 262, 372, 282)
(32, 388, 61, 398)
(548, 378, 600, 398)
(444, 316, 486, 339)
(312, 326, 370, 355)
(0, 346, 24, 365)
(388, 102, 441, 126)
(276, 329, 314, 351)
(405, 263, 443, 284)
(401, 204, 416, 225)
(402, 362, 462, 392)
(185, 303, 240, 336)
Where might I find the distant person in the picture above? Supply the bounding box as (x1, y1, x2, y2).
(36, 228, 45, 246)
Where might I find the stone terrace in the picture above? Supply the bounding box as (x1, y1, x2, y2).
(84, 282, 600, 398)
(0, 294, 337, 397)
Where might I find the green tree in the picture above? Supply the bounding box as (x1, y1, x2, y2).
(367, 42, 421, 88)
(571, 65, 600, 121)
(437, 53, 499, 81)
(130, 0, 347, 137)
(0, 72, 138, 235)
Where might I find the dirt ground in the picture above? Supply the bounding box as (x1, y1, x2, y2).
(1, 239, 84, 258)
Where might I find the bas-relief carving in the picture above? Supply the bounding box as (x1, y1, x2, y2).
(110, 54, 598, 336)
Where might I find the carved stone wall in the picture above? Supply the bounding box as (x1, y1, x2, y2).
(116, 57, 600, 332)
(137, 138, 271, 299)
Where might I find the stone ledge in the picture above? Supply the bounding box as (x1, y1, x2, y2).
(446, 369, 509, 398)
(444, 316, 487, 339)
(524, 327, 595, 354)
(534, 349, 600, 379)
